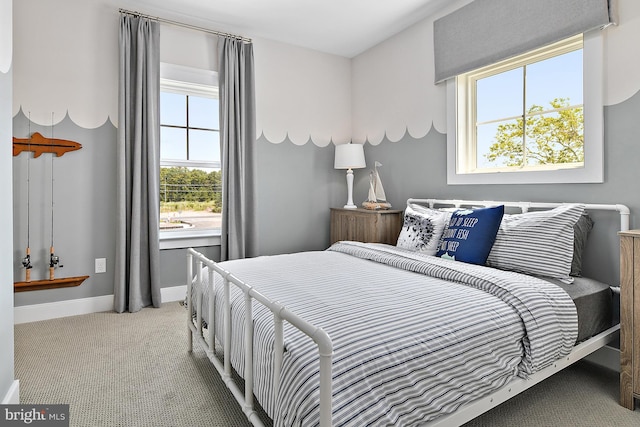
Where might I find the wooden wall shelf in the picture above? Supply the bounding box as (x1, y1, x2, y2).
(14, 275, 89, 292)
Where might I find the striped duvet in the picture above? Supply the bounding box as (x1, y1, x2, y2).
(192, 242, 578, 426)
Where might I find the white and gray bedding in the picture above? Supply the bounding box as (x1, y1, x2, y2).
(191, 241, 582, 426)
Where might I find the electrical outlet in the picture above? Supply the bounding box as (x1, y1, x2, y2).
(95, 258, 107, 274)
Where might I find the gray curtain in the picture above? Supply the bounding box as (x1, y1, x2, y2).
(218, 37, 258, 261)
(115, 14, 161, 313)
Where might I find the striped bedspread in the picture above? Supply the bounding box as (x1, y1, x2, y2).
(193, 242, 577, 426)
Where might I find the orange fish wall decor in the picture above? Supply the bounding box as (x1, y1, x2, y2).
(13, 132, 82, 157)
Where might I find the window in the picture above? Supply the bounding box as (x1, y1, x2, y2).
(447, 31, 604, 185)
(159, 64, 221, 247)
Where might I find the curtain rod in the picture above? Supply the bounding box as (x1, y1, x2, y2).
(119, 8, 252, 43)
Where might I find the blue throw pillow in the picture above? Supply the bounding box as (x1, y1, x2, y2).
(436, 205, 505, 265)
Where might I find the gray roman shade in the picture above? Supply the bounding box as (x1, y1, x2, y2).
(434, 0, 617, 83)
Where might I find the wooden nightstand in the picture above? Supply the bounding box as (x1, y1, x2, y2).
(619, 229, 640, 410)
(330, 207, 403, 245)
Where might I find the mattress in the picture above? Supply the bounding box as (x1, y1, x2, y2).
(192, 241, 579, 426)
(542, 276, 613, 342)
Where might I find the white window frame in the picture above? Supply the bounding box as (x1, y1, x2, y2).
(159, 63, 221, 249)
(446, 30, 604, 185)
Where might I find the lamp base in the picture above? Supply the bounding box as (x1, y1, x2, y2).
(342, 168, 358, 210)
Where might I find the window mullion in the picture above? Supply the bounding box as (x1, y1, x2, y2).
(522, 65, 527, 168)
(185, 95, 190, 161)
(470, 76, 477, 171)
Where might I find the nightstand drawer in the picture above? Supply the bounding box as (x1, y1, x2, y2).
(330, 208, 403, 245)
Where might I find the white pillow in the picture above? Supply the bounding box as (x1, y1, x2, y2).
(396, 204, 450, 256)
(486, 204, 585, 282)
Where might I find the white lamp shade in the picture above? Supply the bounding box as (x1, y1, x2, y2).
(334, 143, 366, 169)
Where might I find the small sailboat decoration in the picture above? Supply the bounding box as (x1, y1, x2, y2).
(362, 161, 392, 210)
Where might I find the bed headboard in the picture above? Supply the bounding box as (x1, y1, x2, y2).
(407, 198, 630, 231)
(406, 198, 631, 286)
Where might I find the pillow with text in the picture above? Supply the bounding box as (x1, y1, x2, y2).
(436, 205, 505, 265)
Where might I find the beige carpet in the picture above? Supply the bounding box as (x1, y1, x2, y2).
(14, 302, 640, 426)
(15, 302, 254, 427)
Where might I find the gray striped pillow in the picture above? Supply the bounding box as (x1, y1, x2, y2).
(486, 204, 585, 283)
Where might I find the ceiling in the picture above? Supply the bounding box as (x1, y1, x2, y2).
(129, 0, 453, 58)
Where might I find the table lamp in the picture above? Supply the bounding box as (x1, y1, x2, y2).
(334, 143, 366, 209)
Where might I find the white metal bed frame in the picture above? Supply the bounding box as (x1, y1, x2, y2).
(186, 198, 630, 427)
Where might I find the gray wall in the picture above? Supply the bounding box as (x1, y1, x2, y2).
(353, 102, 639, 286)
(10, 1, 640, 310)
(12, 112, 117, 306)
(1, 0, 15, 402)
(160, 246, 220, 287)
(13, 87, 636, 306)
(256, 135, 348, 256)
(11, 111, 223, 304)
(255, 89, 640, 287)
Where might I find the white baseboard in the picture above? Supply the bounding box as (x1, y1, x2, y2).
(14, 295, 114, 324)
(14, 285, 187, 324)
(2, 380, 19, 404)
(162, 285, 187, 303)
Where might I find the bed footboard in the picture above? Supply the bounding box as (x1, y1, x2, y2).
(186, 248, 334, 427)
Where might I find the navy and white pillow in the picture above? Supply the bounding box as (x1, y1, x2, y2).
(486, 204, 585, 283)
(396, 205, 450, 256)
(436, 205, 505, 265)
